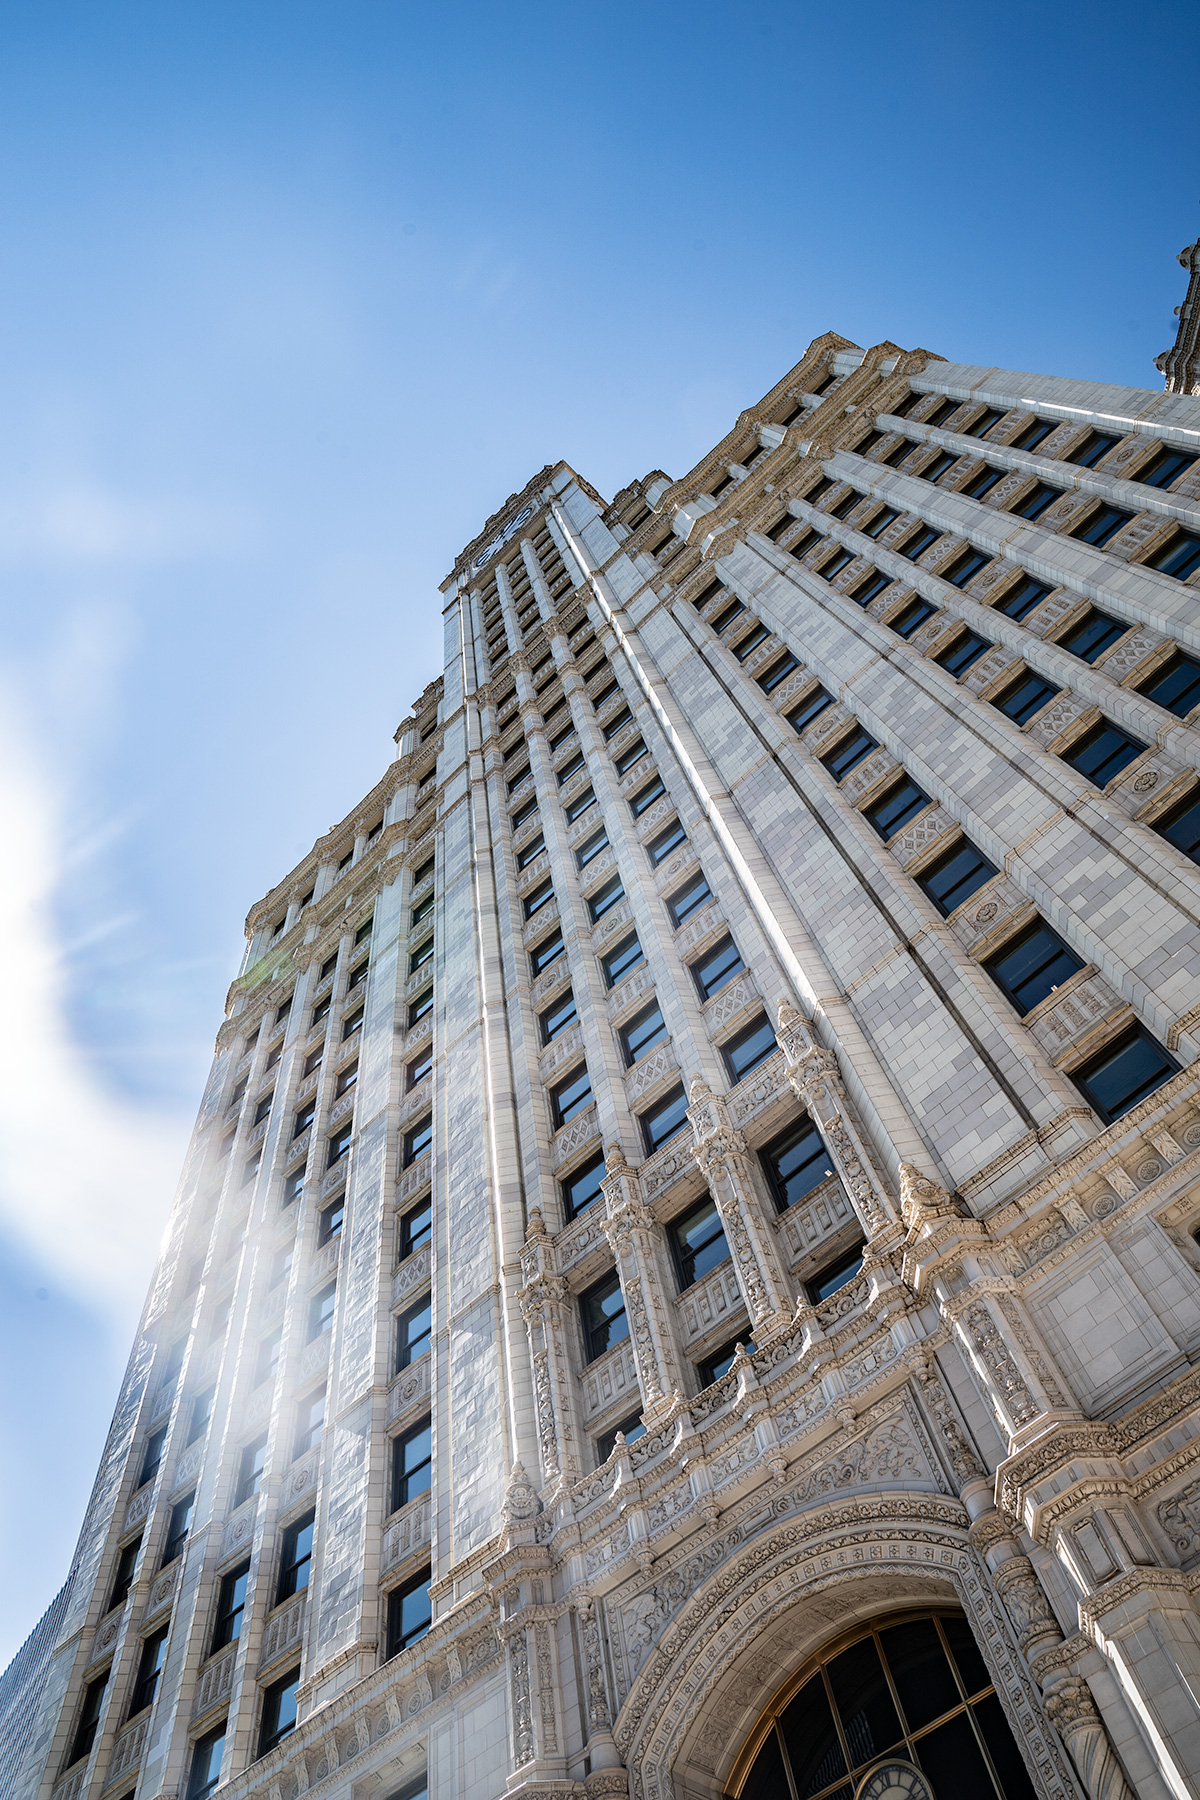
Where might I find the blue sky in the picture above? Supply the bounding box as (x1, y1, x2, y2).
(0, 0, 1196, 1664)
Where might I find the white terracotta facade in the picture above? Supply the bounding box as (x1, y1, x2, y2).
(5, 305, 1200, 1800)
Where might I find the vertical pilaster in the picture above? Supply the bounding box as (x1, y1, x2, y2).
(600, 1151, 688, 1421)
(686, 1080, 794, 1339)
(517, 1211, 583, 1492)
(775, 1001, 897, 1240)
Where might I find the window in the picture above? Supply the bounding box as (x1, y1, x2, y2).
(993, 672, 1060, 726)
(863, 776, 930, 838)
(1071, 1026, 1178, 1124)
(888, 598, 937, 639)
(538, 989, 577, 1044)
(312, 993, 332, 1026)
(232, 1434, 267, 1509)
(1069, 428, 1122, 468)
(666, 871, 712, 927)
(590, 676, 620, 708)
(1071, 503, 1132, 548)
(516, 832, 546, 869)
(1138, 445, 1197, 489)
(1155, 790, 1200, 864)
(758, 651, 801, 691)
(409, 937, 434, 973)
(614, 738, 650, 779)
(575, 825, 609, 868)
(254, 1328, 282, 1387)
(342, 1008, 364, 1041)
(564, 784, 598, 823)
(320, 951, 338, 983)
(163, 1492, 196, 1565)
(549, 719, 577, 752)
(336, 1060, 358, 1097)
(849, 572, 891, 608)
(1009, 480, 1062, 521)
(523, 878, 555, 919)
(690, 934, 745, 1001)
(187, 1387, 215, 1445)
(601, 931, 644, 988)
(807, 1245, 866, 1303)
(292, 1392, 325, 1460)
(556, 748, 585, 785)
(293, 1100, 316, 1139)
(762, 1117, 833, 1211)
(529, 928, 565, 978)
(277, 1512, 316, 1600)
(1011, 415, 1056, 452)
(259, 1667, 301, 1756)
(550, 1065, 593, 1128)
(818, 547, 854, 581)
(580, 1272, 628, 1361)
(1058, 606, 1127, 663)
(139, 1426, 167, 1488)
(943, 547, 994, 588)
(562, 1152, 606, 1220)
(109, 1536, 142, 1610)
(984, 921, 1084, 1015)
(732, 622, 770, 661)
(629, 775, 665, 816)
(506, 762, 531, 795)
(697, 1337, 756, 1387)
(596, 1413, 646, 1462)
(963, 406, 1004, 438)
(1061, 719, 1146, 787)
(669, 1196, 729, 1289)
(923, 398, 959, 427)
(411, 892, 434, 926)
(899, 524, 941, 561)
(862, 505, 898, 539)
(710, 596, 746, 633)
(646, 819, 686, 865)
(395, 1298, 432, 1371)
(587, 874, 625, 921)
(355, 914, 374, 944)
(916, 840, 998, 916)
(919, 450, 957, 483)
(130, 1626, 169, 1716)
(400, 1197, 432, 1258)
(510, 794, 538, 829)
(318, 1196, 345, 1246)
(211, 1562, 250, 1652)
(787, 528, 821, 560)
(720, 1014, 777, 1083)
(602, 706, 634, 740)
(992, 575, 1052, 622)
(391, 1417, 432, 1512)
(186, 1725, 226, 1800)
(1137, 651, 1200, 718)
(282, 1167, 306, 1207)
(70, 1673, 108, 1764)
(386, 1571, 432, 1659)
(936, 630, 992, 677)
(408, 989, 433, 1029)
(831, 488, 862, 517)
(307, 1282, 337, 1341)
(639, 1083, 690, 1153)
(959, 465, 1004, 500)
(302, 1046, 323, 1080)
(265, 1041, 282, 1072)
(327, 1120, 353, 1168)
(785, 685, 834, 733)
(403, 1116, 432, 1166)
(821, 727, 878, 780)
(620, 1001, 669, 1066)
(242, 1152, 262, 1187)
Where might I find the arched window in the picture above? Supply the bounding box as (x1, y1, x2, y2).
(730, 1610, 1037, 1800)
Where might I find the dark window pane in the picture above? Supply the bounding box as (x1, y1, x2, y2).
(581, 1273, 628, 1360)
(762, 1117, 833, 1211)
(575, 826, 609, 867)
(621, 1002, 668, 1066)
(186, 1725, 226, 1800)
(404, 1116, 432, 1165)
(629, 776, 665, 816)
(550, 1065, 593, 1127)
(994, 576, 1053, 621)
(1147, 527, 1200, 582)
(601, 933, 644, 988)
(917, 840, 998, 916)
(1072, 1026, 1178, 1123)
(710, 597, 746, 633)
(994, 673, 1060, 726)
(1157, 791, 1200, 863)
(640, 1084, 690, 1153)
(1138, 446, 1198, 489)
(292, 1390, 325, 1459)
(564, 784, 598, 822)
(890, 598, 936, 638)
(70, 1674, 108, 1764)
(900, 524, 941, 561)
(408, 989, 433, 1027)
(110, 1537, 142, 1609)
(732, 621, 770, 660)
(395, 1299, 432, 1371)
(667, 872, 712, 927)
(690, 936, 744, 1001)
(1008, 481, 1062, 520)
(307, 1282, 337, 1341)
(850, 572, 892, 608)
(587, 874, 625, 921)
(277, 1512, 316, 1601)
(613, 739, 649, 779)
(826, 1635, 904, 1772)
(758, 651, 801, 691)
(985, 923, 1083, 1015)
(1068, 429, 1122, 468)
(720, 1015, 777, 1083)
(400, 1198, 432, 1258)
(1138, 651, 1200, 718)
(779, 1673, 848, 1798)
(740, 1727, 791, 1800)
(259, 1667, 300, 1755)
(972, 1694, 1040, 1800)
(941, 1614, 993, 1698)
(386, 1573, 432, 1658)
(391, 1418, 432, 1511)
(865, 778, 930, 838)
(944, 547, 993, 586)
(1061, 721, 1146, 787)
(212, 1561, 251, 1651)
(130, 1626, 169, 1714)
(822, 728, 878, 780)
(646, 819, 686, 865)
(818, 547, 854, 580)
(595, 1413, 645, 1463)
(937, 631, 992, 676)
(807, 1248, 865, 1303)
(879, 1617, 960, 1730)
(912, 1709, 996, 1797)
(561, 1152, 606, 1220)
(235, 1434, 268, 1506)
(539, 990, 577, 1043)
(1072, 503, 1132, 547)
(1011, 416, 1056, 451)
(863, 505, 898, 537)
(318, 1197, 344, 1245)
(529, 929, 565, 976)
(670, 1197, 729, 1289)
(788, 528, 821, 560)
(785, 686, 834, 733)
(516, 832, 546, 869)
(964, 406, 1004, 438)
(1059, 607, 1126, 663)
(697, 1336, 755, 1386)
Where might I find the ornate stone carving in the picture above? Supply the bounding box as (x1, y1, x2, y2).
(962, 1301, 1038, 1429)
(687, 1080, 793, 1336)
(917, 1363, 985, 1484)
(992, 1553, 1062, 1654)
(775, 1002, 892, 1234)
(1043, 1678, 1136, 1800)
(1157, 1477, 1200, 1563)
(502, 1461, 542, 1525)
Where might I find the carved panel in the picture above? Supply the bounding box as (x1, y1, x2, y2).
(192, 1646, 238, 1718)
(103, 1717, 147, 1790)
(1025, 692, 1090, 749)
(1027, 973, 1127, 1061)
(947, 875, 1029, 954)
(625, 1042, 679, 1104)
(396, 1152, 432, 1201)
(552, 1108, 600, 1167)
(728, 1051, 788, 1129)
(703, 973, 761, 1035)
(299, 1334, 330, 1382)
(259, 1593, 306, 1670)
(839, 748, 898, 805)
(392, 1244, 432, 1307)
(676, 1261, 746, 1346)
(553, 1206, 610, 1276)
(581, 1337, 641, 1423)
(281, 1450, 320, 1510)
(539, 1023, 584, 1083)
(382, 1496, 432, 1572)
(673, 904, 723, 957)
(774, 1178, 855, 1265)
(388, 1354, 432, 1424)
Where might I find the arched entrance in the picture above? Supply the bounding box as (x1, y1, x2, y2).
(729, 1608, 1038, 1800)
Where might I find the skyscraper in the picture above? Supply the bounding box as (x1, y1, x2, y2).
(6, 267, 1200, 1800)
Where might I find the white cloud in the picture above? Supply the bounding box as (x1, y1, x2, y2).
(0, 477, 251, 568)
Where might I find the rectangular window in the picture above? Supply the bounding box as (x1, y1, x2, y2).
(139, 1425, 167, 1488)
(757, 651, 801, 691)
(587, 874, 625, 921)
(408, 988, 433, 1029)
(516, 831, 546, 870)
(265, 1042, 282, 1072)
(620, 1001, 668, 1066)
(550, 1065, 593, 1128)
(732, 621, 770, 661)
(109, 1536, 142, 1610)
(942, 547, 994, 587)
(1138, 446, 1198, 490)
(561, 1151, 606, 1220)
(254, 1328, 282, 1388)
(564, 784, 598, 824)
(924, 397, 959, 427)
(391, 1417, 433, 1512)
(646, 819, 686, 865)
(1156, 790, 1200, 864)
(1071, 1026, 1178, 1124)
(529, 928, 565, 977)
(355, 914, 374, 944)
(919, 450, 956, 483)
(403, 1115, 432, 1167)
(400, 1197, 432, 1258)
(241, 1153, 262, 1188)
(710, 596, 746, 633)
(523, 878, 555, 919)
(666, 871, 712, 927)
(311, 994, 332, 1027)
(234, 1434, 268, 1508)
(596, 925, 646, 991)
(548, 719, 577, 752)
(327, 1120, 353, 1168)
(575, 825, 609, 868)
(307, 1282, 337, 1342)
(589, 675, 619, 708)
(292, 1391, 325, 1460)
(211, 1561, 251, 1652)
(787, 527, 821, 560)
(1060, 719, 1147, 787)
(849, 572, 892, 608)
(556, 748, 585, 785)
(1009, 481, 1062, 521)
(669, 1196, 729, 1290)
(581, 1272, 628, 1361)
(832, 488, 862, 517)
(964, 406, 1004, 438)
(959, 464, 1004, 501)
(510, 794, 538, 829)
(596, 1413, 646, 1462)
(386, 1571, 432, 1659)
(253, 1092, 273, 1125)
(690, 934, 744, 1001)
(187, 1387, 215, 1446)
(697, 1338, 756, 1387)
(899, 524, 941, 561)
(785, 685, 834, 733)
(186, 1725, 226, 1800)
(1071, 503, 1132, 547)
(318, 1195, 345, 1246)
(639, 1083, 690, 1153)
(410, 893, 434, 929)
(70, 1673, 108, 1765)
(538, 989, 577, 1044)
(1011, 416, 1056, 452)
(293, 1099, 316, 1139)
(506, 763, 531, 795)
(862, 505, 898, 539)
(409, 937, 434, 976)
(336, 1061, 358, 1098)
(394, 1298, 432, 1372)
(889, 598, 937, 639)
(259, 1667, 301, 1756)
(821, 727, 878, 780)
(863, 776, 930, 838)
(613, 738, 650, 779)
(277, 1512, 316, 1601)
(163, 1492, 195, 1566)
(993, 672, 1061, 726)
(984, 921, 1084, 1015)
(320, 951, 338, 983)
(936, 631, 992, 677)
(1137, 651, 1200, 718)
(915, 839, 998, 915)
(761, 1116, 834, 1211)
(629, 775, 665, 816)
(1058, 606, 1127, 663)
(818, 547, 854, 581)
(402, 1045, 433, 1094)
(129, 1625, 169, 1716)
(993, 575, 1053, 622)
(807, 1246, 866, 1304)
(1068, 428, 1122, 468)
(720, 1014, 777, 1083)
(602, 706, 634, 740)
(281, 1170, 304, 1210)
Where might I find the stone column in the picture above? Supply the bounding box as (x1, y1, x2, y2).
(600, 1149, 688, 1423)
(576, 1595, 628, 1792)
(686, 1079, 794, 1341)
(953, 1291, 1072, 1445)
(775, 1001, 898, 1239)
(491, 1466, 571, 1795)
(518, 1210, 583, 1493)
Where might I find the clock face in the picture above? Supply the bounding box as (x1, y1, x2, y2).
(854, 1760, 937, 1800)
(472, 503, 535, 571)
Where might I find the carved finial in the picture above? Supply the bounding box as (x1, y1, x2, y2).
(1156, 209, 1200, 395)
(501, 1460, 542, 1522)
(605, 1144, 629, 1172)
(899, 1161, 959, 1228)
(776, 995, 803, 1030)
(688, 1075, 713, 1104)
(525, 1206, 546, 1241)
